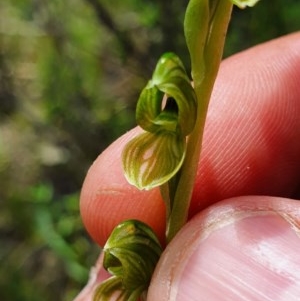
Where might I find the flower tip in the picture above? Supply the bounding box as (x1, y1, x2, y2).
(232, 0, 260, 9)
(123, 171, 164, 191)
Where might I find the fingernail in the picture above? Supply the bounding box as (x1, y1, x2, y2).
(177, 214, 300, 301)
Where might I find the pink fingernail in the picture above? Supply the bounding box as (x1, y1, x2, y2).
(178, 214, 300, 301)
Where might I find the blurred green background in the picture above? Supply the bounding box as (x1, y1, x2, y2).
(0, 1, 299, 300)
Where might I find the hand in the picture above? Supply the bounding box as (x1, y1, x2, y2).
(75, 32, 300, 301)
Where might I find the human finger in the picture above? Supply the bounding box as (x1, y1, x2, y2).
(80, 32, 300, 246)
(148, 196, 300, 301)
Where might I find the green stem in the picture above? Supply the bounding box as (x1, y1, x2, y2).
(166, 0, 233, 242)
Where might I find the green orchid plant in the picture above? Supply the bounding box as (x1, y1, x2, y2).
(94, 0, 260, 300)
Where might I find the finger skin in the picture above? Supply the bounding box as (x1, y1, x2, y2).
(73, 253, 108, 301)
(148, 196, 300, 301)
(190, 32, 300, 214)
(80, 32, 300, 246)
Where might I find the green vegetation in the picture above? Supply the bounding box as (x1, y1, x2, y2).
(0, 1, 299, 300)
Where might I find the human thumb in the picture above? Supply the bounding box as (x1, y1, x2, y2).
(147, 196, 300, 301)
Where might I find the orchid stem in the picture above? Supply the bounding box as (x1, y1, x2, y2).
(166, 0, 233, 242)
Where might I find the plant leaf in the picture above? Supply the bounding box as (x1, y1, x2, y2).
(184, 0, 209, 82)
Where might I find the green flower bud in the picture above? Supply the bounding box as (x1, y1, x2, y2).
(93, 220, 162, 301)
(122, 53, 197, 190)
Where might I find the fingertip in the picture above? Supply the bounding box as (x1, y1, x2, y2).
(148, 196, 300, 301)
(80, 33, 300, 246)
